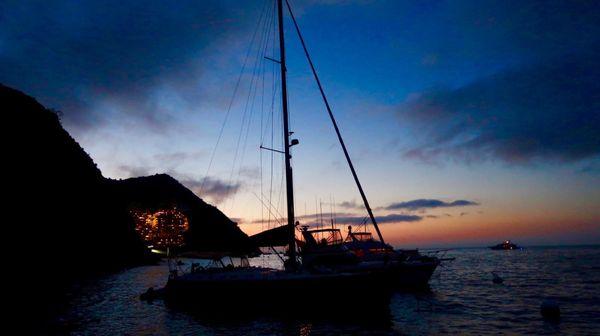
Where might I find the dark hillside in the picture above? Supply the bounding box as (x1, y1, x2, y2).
(2, 83, 255, 328)
(109, 174, 256, 254)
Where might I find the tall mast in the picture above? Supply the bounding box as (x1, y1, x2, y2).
(277, 0, 297, 269)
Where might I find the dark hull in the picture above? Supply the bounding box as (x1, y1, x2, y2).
(489, 245, 520, 250)
(353, 260, 439, 289)
(388, 261, 439, 287)
(165, 270, 392, 313)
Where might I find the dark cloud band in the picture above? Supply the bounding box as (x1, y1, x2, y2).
(399, 50, 600, 165)
(385, 199, 478, 210)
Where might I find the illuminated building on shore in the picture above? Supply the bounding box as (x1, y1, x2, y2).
(131, 208, 189, 248)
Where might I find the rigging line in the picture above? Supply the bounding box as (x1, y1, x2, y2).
(259, 191, 286, 221)
(236, 2, 275, 174)
(275, 153, 285, 219)
(260, 0, 276, 142)
(260, 3, 271, 235)
(268, 54, 279, 210)
(269, 64, 283, 227)
(285, 0, 385, 244)
(225, 5, 272, 207)
(264, 0, 278, 227)
(258, 1, 275, 225)
(252, 192, 284, 226)
(200, 0, 270, 193)
(229, 12, 268, 182)
(228, 2, 275, 211)
(330, 195, 334, 229)
(261, 144, 264, 232)
(268, 4, 278, 229)
(332, 195, 337, 228)
(260, 68, 267, 231)
(265, 85, 278, 227)
(314, 197, 318, 228)
(260, 6, 276, 229)
(260, 2, 275, 145)
(259, 0, 275, 146)
(260, 69, 278, 143)
(260, 101, 264, 232)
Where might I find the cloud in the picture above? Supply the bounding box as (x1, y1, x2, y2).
(239, 166, 261, 180)
(0, 0, 250, 132)
(114, 164, 240, 204)
(178, 176, 241, 204)
(153, 151, 203, 163)
(251, 211, 422, 226)
(577, 159, 600, 175)
(117, 164, 151, 178)
(385, 199, 479, 211)
(399, 51, 600, 164)
(375, 214, 421, 224)
(316, 213, 421, 225)
(114, 152, 204, 179)
(338, 200, 360, 209)
(306, 213, 421, 225)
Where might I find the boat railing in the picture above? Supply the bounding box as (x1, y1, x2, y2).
(418, 249, 456, 262)
(168, 253, 253, 278)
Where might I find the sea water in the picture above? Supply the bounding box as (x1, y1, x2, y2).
(51, 246, 600, 335)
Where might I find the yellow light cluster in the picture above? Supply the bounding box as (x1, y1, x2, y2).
(131, 208, 190, 248)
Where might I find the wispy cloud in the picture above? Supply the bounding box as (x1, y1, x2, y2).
(178, 176, 241, 204)
(338, 199, 360, 209)
(115, 164, 241, 204)
(153, 151, 203, 163)
(0, 0, 253, 133)
(385, 199, 479, 211)
(251, 212, 422, 226)
(399, 51, 600, 165)
(117, 164, 152, 178)
(577, 159, 600, 175)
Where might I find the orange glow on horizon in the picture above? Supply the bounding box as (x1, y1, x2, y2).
(238, 207, 600, 248)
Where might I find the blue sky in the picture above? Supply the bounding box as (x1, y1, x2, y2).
(1, 0, 599, 247)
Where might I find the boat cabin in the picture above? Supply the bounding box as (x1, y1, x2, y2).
(301, 227, 344, 247)
(346, 231, 374, 242)
(489, 240, 520, 250)
(344, 226, 394, 257)
(171, 251, 252, 276)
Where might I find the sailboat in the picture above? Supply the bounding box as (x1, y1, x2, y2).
(165, 0, 440, 304)
(164, 0, 392, 306)
(248, 0, 441, 287)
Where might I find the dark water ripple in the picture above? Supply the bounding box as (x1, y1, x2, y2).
(54, 246, 600, 335)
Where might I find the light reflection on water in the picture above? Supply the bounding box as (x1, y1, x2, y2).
(57, 246, 600, 335)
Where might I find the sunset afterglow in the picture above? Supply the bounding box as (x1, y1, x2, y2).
(2, 0, 598, 248)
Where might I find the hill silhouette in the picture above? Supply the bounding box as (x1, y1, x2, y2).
(3, 83, 255, 327)
(109, 174, 255, 254)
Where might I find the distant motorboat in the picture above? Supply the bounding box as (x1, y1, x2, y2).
(489, 240, 521, 250)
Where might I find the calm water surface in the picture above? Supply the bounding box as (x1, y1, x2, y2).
(56, 246, 600, 335)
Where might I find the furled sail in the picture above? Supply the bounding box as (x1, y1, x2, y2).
(250, 225, 289, 247)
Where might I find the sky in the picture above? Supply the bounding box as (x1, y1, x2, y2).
(2, 0, 599, 248)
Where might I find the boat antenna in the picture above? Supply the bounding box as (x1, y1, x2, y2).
(284, 0, 385, 244)
(320, 199, 324, 229)
(277, 0, 297, 270)
(330, 195, 334, 230)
